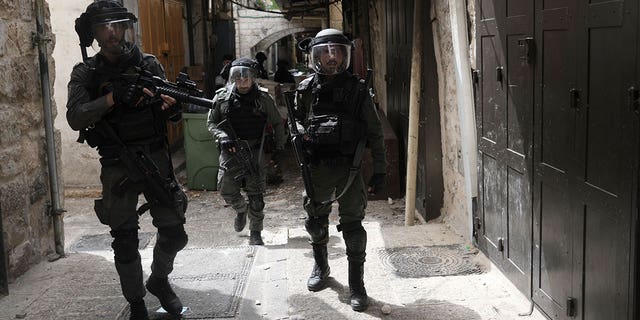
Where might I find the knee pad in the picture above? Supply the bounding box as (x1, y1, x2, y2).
(343, 225, 367, 263)
(111, 229, 140, 264)
(157, 224, 188, 254)
(248, 194, 265, 212)
(305, 215, 329, 243)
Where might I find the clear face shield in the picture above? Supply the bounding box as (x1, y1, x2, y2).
(309, 43, 351, 75)
(227, 66, 257, 94)
(90, 18, 136, 56)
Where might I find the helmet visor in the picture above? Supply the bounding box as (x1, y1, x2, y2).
(228, 66, 257, 83)
(227, 66, 257, 93)
(90, 18, 136, 56)
(309, 43, 351, 75)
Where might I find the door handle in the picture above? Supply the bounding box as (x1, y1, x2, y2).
(628, 86, 640, 115)
(569, 88, 581, 111)
(517, 37, 535, 65)
(496, 67, 504, 84)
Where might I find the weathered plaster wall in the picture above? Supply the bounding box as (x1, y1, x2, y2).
(430, 0, 475, 240)
(0, 0, 58, 280)
(50, 0, 99, 189)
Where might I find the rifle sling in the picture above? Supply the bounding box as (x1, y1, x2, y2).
(318, 137, 367, 207)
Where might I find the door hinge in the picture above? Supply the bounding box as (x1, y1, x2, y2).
(474, 217, 482, 230)
(472, 70, 479, 84)
(570, 88, 582, 111)
(497, 238, 504, 252)
(566, 297, 577, 317)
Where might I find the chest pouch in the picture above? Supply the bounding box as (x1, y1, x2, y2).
(110, 106, 159, 143)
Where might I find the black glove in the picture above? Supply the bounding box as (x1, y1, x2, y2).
(367, 173, 386, 195)
(219, 136, 237, 153)
(271, 149, 284, 165)
(112, 81, 145, 106)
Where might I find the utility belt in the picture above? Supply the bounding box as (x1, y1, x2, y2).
(310, 155, 353, 167)
(99, 139, 166, 166)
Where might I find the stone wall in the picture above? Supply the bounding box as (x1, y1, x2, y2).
(233, 5, 322, 62)
(0, 0, 58, 281)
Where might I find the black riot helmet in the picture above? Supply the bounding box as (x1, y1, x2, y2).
(228, 57, 260, 94)
(75, 0, 138, 61)
(298, 28, 352, 75)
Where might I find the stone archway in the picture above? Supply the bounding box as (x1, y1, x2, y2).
(251, 27, 319, 54)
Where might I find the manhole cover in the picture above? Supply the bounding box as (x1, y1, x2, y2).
(69, 232, 154, 252)
(377, 245, 481, 278)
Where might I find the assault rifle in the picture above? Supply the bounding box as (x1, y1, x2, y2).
(119, 69, 215, 111)
(100, 122, 186, 215)
(282, 90, 317, 204)
(216, 119, 259, 182)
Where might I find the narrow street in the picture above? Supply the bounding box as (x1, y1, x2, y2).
(0, 148, 546, 320)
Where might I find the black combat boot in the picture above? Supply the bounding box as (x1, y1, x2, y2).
(307, 244, 330, 291)
(348, 261, 369, 312)
(249, 230, 264, 245)
(145, 275, 183, 318)
(129, 299, 149, 320)
(234, 211, 247, 232)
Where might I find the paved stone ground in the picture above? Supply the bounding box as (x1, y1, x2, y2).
(0, 149, 549, 320)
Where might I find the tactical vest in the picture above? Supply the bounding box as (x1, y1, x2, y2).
(304, 75, 367, 157)
(219, 89, 267, 140)
(80, 54, 166, 156)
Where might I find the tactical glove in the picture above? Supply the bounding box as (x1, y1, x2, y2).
(367, 173, 386, 195)
(112, 82, 145, 106)
(219, 136, 237, 153)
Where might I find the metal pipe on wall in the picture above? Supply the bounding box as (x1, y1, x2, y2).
(35, 0, 65, 257)
(405, 0, 423, 226)
(449, 0, 478, 240)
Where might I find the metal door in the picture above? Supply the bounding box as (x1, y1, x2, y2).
(475, 0, 534, 295)
(572, 1, 638, 319)
(532, 0, 577, 318)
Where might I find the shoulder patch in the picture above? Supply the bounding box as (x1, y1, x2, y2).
(258, 86, 269, 93)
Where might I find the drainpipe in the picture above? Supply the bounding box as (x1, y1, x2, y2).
(449, 0, 478, 239)
(405, 0, 423, 226)
(35, 0, 65, 257)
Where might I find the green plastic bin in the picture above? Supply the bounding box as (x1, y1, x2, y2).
(183, 113, 219, 190)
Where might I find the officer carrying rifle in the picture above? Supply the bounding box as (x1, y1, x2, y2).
(66, 1, 198, 319)
(207, 57, 286, 246)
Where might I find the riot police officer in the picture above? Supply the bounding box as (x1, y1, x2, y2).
(207, 57, 286, 245)
(66, 1, 187, 319)
(294, 28, 387, 312)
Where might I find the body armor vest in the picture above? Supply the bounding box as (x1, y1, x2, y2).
(81, 55, 166, 157)
(221, 92, 267, 140)
(307, 76, 366, 157)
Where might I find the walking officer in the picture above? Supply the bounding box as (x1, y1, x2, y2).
(293, 28, 387, 311)
(67, 1, 187, 319)
(207, 57, 286, 245)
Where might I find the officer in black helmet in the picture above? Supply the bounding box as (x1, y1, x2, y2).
(66, 1, 187, 319)
(293, 28, 387, 312)
(207, 57, 286, 245)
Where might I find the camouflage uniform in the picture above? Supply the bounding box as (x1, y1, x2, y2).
(207, 85, 286, 233)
